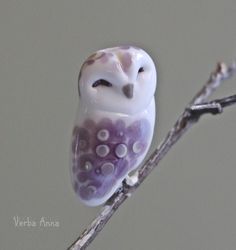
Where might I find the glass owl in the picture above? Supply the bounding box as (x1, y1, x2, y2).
(71, 46, 157, 206)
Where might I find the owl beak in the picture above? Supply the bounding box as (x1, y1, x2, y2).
(122, 84, 134, 99)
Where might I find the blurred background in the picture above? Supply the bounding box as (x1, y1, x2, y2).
(0, 0, 236, 249)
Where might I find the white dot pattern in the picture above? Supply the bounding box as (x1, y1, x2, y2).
(132, 141, 142, 154)
(101, 162, 115, 176)
(115, 143, 128, 158)
(97, 129, 110, 141)
(83, 161, 93, 171)
(96, 144, 110, 157)
(85, 185, 97, 197)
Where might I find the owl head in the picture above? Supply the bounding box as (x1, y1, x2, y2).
(78, 46, 157, 115)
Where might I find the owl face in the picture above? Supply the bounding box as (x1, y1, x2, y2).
(78, 46, 157, 115)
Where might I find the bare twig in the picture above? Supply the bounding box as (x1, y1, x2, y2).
(68, 62, 236, 250)
(188, 94, 236, 115)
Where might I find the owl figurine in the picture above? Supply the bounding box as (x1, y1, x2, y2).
(71, 46, 157, 206)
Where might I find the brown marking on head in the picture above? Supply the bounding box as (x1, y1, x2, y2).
(86, 59, 95, 65)
(87, 53, 97, 60)
(83, 52, 110, 67)
(100, 52, 113, 64)
(96, 52, 106, 60)
(120, 52, 132, 73)
(83, 52, 97, 66)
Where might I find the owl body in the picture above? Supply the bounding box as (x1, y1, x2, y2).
(71, 46, 157, 206)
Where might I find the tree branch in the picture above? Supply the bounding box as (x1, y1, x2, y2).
(67, 62, 236, 250)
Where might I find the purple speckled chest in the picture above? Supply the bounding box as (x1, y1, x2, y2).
(71, 118, 151, 202)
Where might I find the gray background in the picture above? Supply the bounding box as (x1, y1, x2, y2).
(1, 0, 236, 249)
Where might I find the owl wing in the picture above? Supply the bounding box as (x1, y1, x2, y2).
(71, 118, 151, 206)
